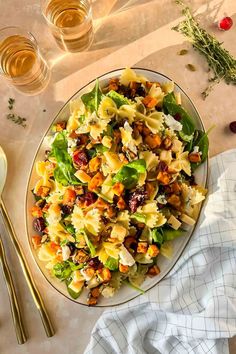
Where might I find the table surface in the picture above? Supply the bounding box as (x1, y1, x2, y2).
(0, 0, 235, 353)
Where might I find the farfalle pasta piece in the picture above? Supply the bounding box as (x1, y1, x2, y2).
(72, 206, 101, 236)
(120, 68, 147, 86)
(170, 151, 191, 176)
(145, 112, 164, 133)
(116, 210, 130, 230)
(137, 202, 166, 228)
(148, 84, 165, 104)
(117, 105, 136, 124)
(139, 151, 159, 171)
(47, 222, 70, 242)
(98, 96, 117, 120)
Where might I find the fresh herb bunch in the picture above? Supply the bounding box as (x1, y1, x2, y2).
(173, 5, 236, 98)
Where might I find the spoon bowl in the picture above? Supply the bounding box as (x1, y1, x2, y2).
(0, 146, 7, 195)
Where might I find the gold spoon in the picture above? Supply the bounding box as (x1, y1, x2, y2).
(0, 145, 54, 338)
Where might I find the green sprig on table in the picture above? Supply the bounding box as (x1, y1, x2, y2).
(173, 5, 236, 98)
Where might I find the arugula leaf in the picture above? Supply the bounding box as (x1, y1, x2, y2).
(105, 257, 119, 271)
(81, 80, 102, 113)
(107, 90, 130, 108)
(113, 159, 146, 189)
(163, 93, 195, 136)
(87, 148, 96, 159)
(83, 231, 96, 257)
(52, 132, 80, 186)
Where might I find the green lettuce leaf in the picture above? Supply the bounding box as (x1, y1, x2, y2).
(105, 257, 119, 271)
(113, 159, 146, 189)
(83, 231, 96, 257)
(107, 90, 130, 108)
(162, 227, 184, 241)
(131, 213, 147, 223)
(151, 228, 164, 245)
(52, 132, 80, 186)
(66, 279, 82, 299)
(81, 80, 102, 112)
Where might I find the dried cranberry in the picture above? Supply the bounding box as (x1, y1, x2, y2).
(157, 161, 168, 172)
(157, 203, 165, 209)
(84, 192, 98, 207)
(229, 121, 236, 133)
(88, 257, 102, 269)
(61, 205, 73, 216)
(128, 187, 147, 213)
(136, 85, 146, 97)
(174, 113, 182, 121)
(33, 217, 46, 233)
(73, 150, 88, 167)
(67, 242, 76, 254)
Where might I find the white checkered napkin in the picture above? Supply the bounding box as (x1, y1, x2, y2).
(84, 150, 236, 354)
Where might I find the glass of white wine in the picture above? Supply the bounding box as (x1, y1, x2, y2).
(41, 0, 94, 53)
(0, 27, 51, 95)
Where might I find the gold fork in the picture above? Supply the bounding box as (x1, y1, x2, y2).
(0, 234, 27, 344)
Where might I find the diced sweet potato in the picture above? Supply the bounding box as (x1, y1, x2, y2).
(119, 263, 129, 273)
(63, 189, 76, 205)
(188, 152, 202, 163)
(55, 122, 66, 131)
(91, 287, 100, 298)
(137, 242, 148, 254)
(31, 206, 43, 218)
(117, 197, 126, 210)
(88, 172, 104, 191)
(36, 186, 50, 198)
(147, 265, 160, 277)
(109, 78, 119, 91)
(142, 95, 158, 108)
(170, 182, 181, 194)
(142, 125, 152, 137)
(89, 157, 101, 173)
(145, 182, 155, 199)
(147, 245, 159, 258)
(106, 206, 117, 218)
(32, 235, 42, 249)
(96, 198, 109, 210)
(157, 171, 171, 185)
(87, 296, 97, 306)
(144, 134, 161, 149)
(75, 250, 90, 263)
(100, 268, 111, 282)
(167, 194, 181, 209)
(69, 131, 79, 139)
(112, 182, 125, 196)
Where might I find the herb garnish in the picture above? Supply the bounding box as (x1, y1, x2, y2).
(6, 98, 27, 128)
(8, 98, 15, 110)
(173, 3, 236, 98)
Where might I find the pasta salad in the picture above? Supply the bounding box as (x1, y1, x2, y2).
(31, 68, 208, 305)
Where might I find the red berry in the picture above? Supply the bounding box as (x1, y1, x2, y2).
(218, 17, 233, 31)
(229, 121, 236, 133)
(73, 150, 88, 166)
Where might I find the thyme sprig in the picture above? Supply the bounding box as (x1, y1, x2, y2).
(173, 6, 236, 98)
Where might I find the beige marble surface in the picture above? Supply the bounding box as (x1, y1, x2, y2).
(0, 0, 235, 353)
